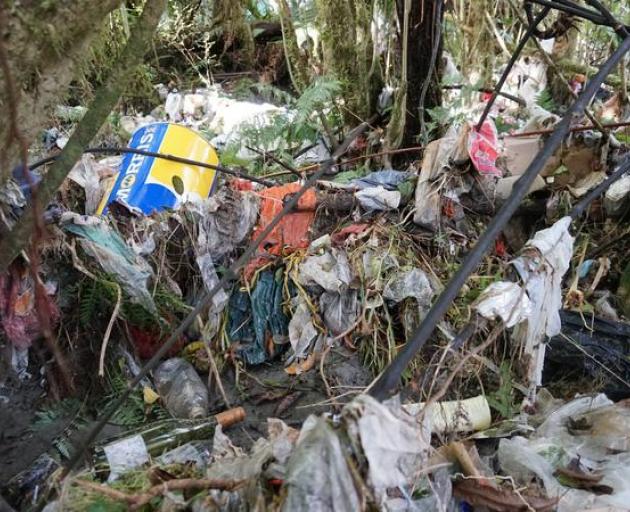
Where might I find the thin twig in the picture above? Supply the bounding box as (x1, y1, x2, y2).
(98, 284, 121, 377)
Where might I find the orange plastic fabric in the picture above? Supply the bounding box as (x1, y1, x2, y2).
(245, 183, 317, 278)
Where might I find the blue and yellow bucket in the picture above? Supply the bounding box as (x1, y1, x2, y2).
(98, 123, 219, 215)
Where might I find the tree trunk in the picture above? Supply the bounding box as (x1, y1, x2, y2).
(0, 0, 121, 185)
(316, 0, 381, 122)
(390, 0, 444, 148)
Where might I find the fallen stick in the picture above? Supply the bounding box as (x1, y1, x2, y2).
(74, 477, 245, 510)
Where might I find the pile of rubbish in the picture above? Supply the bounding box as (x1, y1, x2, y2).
(2, 59, 630, 511)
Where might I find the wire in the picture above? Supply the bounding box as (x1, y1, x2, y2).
(60, 115, 377, 478)
(369, 35, 630, 401)
(27, 146, 276, 187)
(569, 154, 630, 219)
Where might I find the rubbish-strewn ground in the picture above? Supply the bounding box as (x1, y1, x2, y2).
(2, 2, 630, 511)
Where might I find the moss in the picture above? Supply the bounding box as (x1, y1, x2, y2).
(315, 0, 380, 122)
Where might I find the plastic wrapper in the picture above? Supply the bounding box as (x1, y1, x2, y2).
(283, 416, 361, 512)
(383, 268, 434, 308)
(190, 187, 259, 260)
(468, 119, 501, 178)
(355, 186, 401, 211)
(474, 281, 532, 327)
(288, 297, 319, 359)
(350, 170, 411, 191)
(342, 395, 431, 507)
(497, 394, 630, 512)
(63, 215, 157, 314)
(298, 249, 353, 293)
(319, 289, 359, 335)
(103, 434, 150, 481)
(154, 358, 209, 420)
(195, 253, 229, 311)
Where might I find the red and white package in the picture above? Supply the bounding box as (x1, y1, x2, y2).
(468, 119, 501, 178)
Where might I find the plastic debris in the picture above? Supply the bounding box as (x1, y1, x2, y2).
(283, 416, 362, 512)
(191, 187, 259, 260)
(246, 183, 317, 276)
(103, 434, 150, 481)
(319, 289, 359, 335)
(298, 248, 353, 293)
(544, 310, 630, 400)
(288, 296, 319, 359)
(154, 358, 209, 419)
(343, 395, 431, 507)
(383, 268, 435, 310)
(468, 119, 501, 178)
(62, 214, 157, 314)
(227, 269, 290, 365)
(98, 123, 220, 215)
(403, 395, 492, 435)
(355, 185, 401, 211)
(474, 281, 532, 327)
(0, 262, 59, 350)
(498, 394, 630, 512)
(511, 216, 574, 393)
(604, 173, 630, 216)
(350, 169, 411, 190)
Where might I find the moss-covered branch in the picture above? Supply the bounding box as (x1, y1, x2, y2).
(0, 0, 167, 271)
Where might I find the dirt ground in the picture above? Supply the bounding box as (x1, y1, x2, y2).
(0, 344, 371, 488)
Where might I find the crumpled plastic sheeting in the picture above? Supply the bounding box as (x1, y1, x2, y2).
(604, 173, 630, 216)
(468, 119, 501, 178)
(68, 154, 114, 215)
(413, 125, 464, 230)
(63, 216, 157, 315)
(351, 170, 411, 191)
(383, 268, 434, 308)
(320, 289, 359, 335)
(103, 435, 150, 482)
(474, 281, 532, 328)
(246, 183, 317, 278)
(190, 188, 259, 260)
(355, 186, 401, 211)
(206, 425, 275, 510)
(498, 394, 630, 511)
(343, 395, 431, 508)
(283, 416, 362, 512)
(227, 269, 289, 365)
(512, 216, 574, 388)
(195, 253, 229, 311)
(288, 297, 319, 359)
(298, 249, 353, 293)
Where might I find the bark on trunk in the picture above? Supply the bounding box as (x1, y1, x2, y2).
(395, 0, 444, 148)
(0, 0, 121, 184)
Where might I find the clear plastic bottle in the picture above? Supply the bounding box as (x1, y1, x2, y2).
(154, 358, 209, 420)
